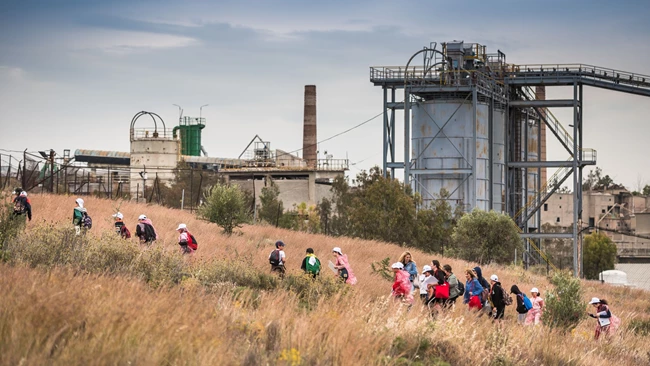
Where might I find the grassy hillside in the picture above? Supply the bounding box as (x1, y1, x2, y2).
(2, 193, 650, 365)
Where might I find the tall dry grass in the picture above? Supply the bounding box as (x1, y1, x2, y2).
(2, 192, 650, 365)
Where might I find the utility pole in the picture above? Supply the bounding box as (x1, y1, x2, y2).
(49, 149, 55, 193)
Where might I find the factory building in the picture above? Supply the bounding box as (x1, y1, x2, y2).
(73, 85, 348, 209)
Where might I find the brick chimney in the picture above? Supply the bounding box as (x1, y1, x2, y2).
(303, 85, 317, 168)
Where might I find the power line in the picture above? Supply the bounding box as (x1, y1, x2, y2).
(276, 110, 385, 159)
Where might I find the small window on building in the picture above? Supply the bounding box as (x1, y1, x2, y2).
(544, 204, 548, 211)
(559, 196, 562, 200)
(589, 217, 595, 227)
(607, 206, 612, 212)
(556, 217, 560, 223)
(559, 206, 562, 209)
(602, 209, 606, 213)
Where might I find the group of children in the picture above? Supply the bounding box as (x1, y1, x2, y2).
(390, 251, 621, 338)
(110, 209, 197, 254)
(268, 242, 357, 285)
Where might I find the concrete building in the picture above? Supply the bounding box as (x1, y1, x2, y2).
(542, 189, 650, 260)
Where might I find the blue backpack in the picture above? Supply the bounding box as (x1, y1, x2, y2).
(522, 294, 533, 311)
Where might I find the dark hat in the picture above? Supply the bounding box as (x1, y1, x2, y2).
(275, 240, 285, 248)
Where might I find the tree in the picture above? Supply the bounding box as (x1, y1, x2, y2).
(316, 198, 332, 235)
(347, 167, 416, 244)
(583, 232, 617, 280)
(258, 179, 284, 226)
(413, 189, 455, 254)
(542, 271, 586, 332)
(450, 209, 523, 264)
(643, 184, 650, 197)
(198, 183, 250, 235)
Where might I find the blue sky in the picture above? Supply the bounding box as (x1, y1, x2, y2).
(1, 0, 650, 190)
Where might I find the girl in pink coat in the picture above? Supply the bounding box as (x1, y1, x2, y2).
(391, 262, 414, 304)
(525, 287, 545, 326)
(332, 247, 357, 285)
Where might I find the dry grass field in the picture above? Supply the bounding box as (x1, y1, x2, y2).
(2, 193, 650, 365)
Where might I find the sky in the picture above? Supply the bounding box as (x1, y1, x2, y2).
(1, 0, 650, 190)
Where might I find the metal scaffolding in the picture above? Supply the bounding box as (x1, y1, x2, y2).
(370, 42, 650, 276)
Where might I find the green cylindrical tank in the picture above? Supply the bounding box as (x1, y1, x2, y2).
(173, 117, 205, 156)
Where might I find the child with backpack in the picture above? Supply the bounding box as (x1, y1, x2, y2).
(112, 212, 131, 239)
(136, 214, 158, 244)
(510, 285, 531, 324)
(269, 241, 287, 278)
(176, 223, 197, 254)
(13, 189, 32, 221)
(72, 198, 90, 235)
(332, 247, 357, 285)
(525, 287, 544, 326)
(300, 248, 321, 278)
(489, 274, 507, 320)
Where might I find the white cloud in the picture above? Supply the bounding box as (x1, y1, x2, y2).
(64, 29, 199, 54)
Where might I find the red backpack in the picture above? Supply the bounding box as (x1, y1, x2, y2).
(187, 232, 198, 251)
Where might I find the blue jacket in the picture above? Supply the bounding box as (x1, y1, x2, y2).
(463, 278, 484, 304)
(404, 261, 418, 282)
(473, 266, 490, 290)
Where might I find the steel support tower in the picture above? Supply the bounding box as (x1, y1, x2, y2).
(370, 42, 650, 276)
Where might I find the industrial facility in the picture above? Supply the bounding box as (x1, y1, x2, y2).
(370, 40, 650, 275)
(13, 85, 348, 210)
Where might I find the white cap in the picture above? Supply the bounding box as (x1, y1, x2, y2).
(391, 262, 404, 269)
(20, 191, 27, 197)
(75, 198, 84, 207)
(531, 287, 539, 293)
(138, 214, 147, 220)
(176, 223, 187, 231)
(112, 212, 124, 219)
(332, 247, 342, 254)
(422, 265, 432, 273)
(490, 274, 499, 282)
(589, 297, 600, 304)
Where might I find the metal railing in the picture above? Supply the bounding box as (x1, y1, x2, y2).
(130, 128, 174, 140)
(509, 64, 650, 92)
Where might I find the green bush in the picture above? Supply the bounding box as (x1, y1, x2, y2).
(628, 318, 650, 336)
(0, 200, 26, 259)
(451, 209, 523, 264)
(198, 183, 251, 235)
(542, 271, 586, 331)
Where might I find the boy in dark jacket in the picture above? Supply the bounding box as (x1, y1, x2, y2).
(489, 274, 506, 320)
(12, 189, 32, 221)
(510, 284, 529, 324)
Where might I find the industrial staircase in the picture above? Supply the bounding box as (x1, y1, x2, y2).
(511, 85, 597, 227)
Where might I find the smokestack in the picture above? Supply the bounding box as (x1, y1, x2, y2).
(303, 85, 317, 168)
(535, 86, 547, 184)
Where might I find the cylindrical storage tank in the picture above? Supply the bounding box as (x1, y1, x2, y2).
(411, 99, 505, 212)
(599, 270, 628, 286)
(175, 117, 205, 156)
(129, 138, 180, 196)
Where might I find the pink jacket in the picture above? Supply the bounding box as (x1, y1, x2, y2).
(336, 254, 357, 285)
(392, 270, 411, 296)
